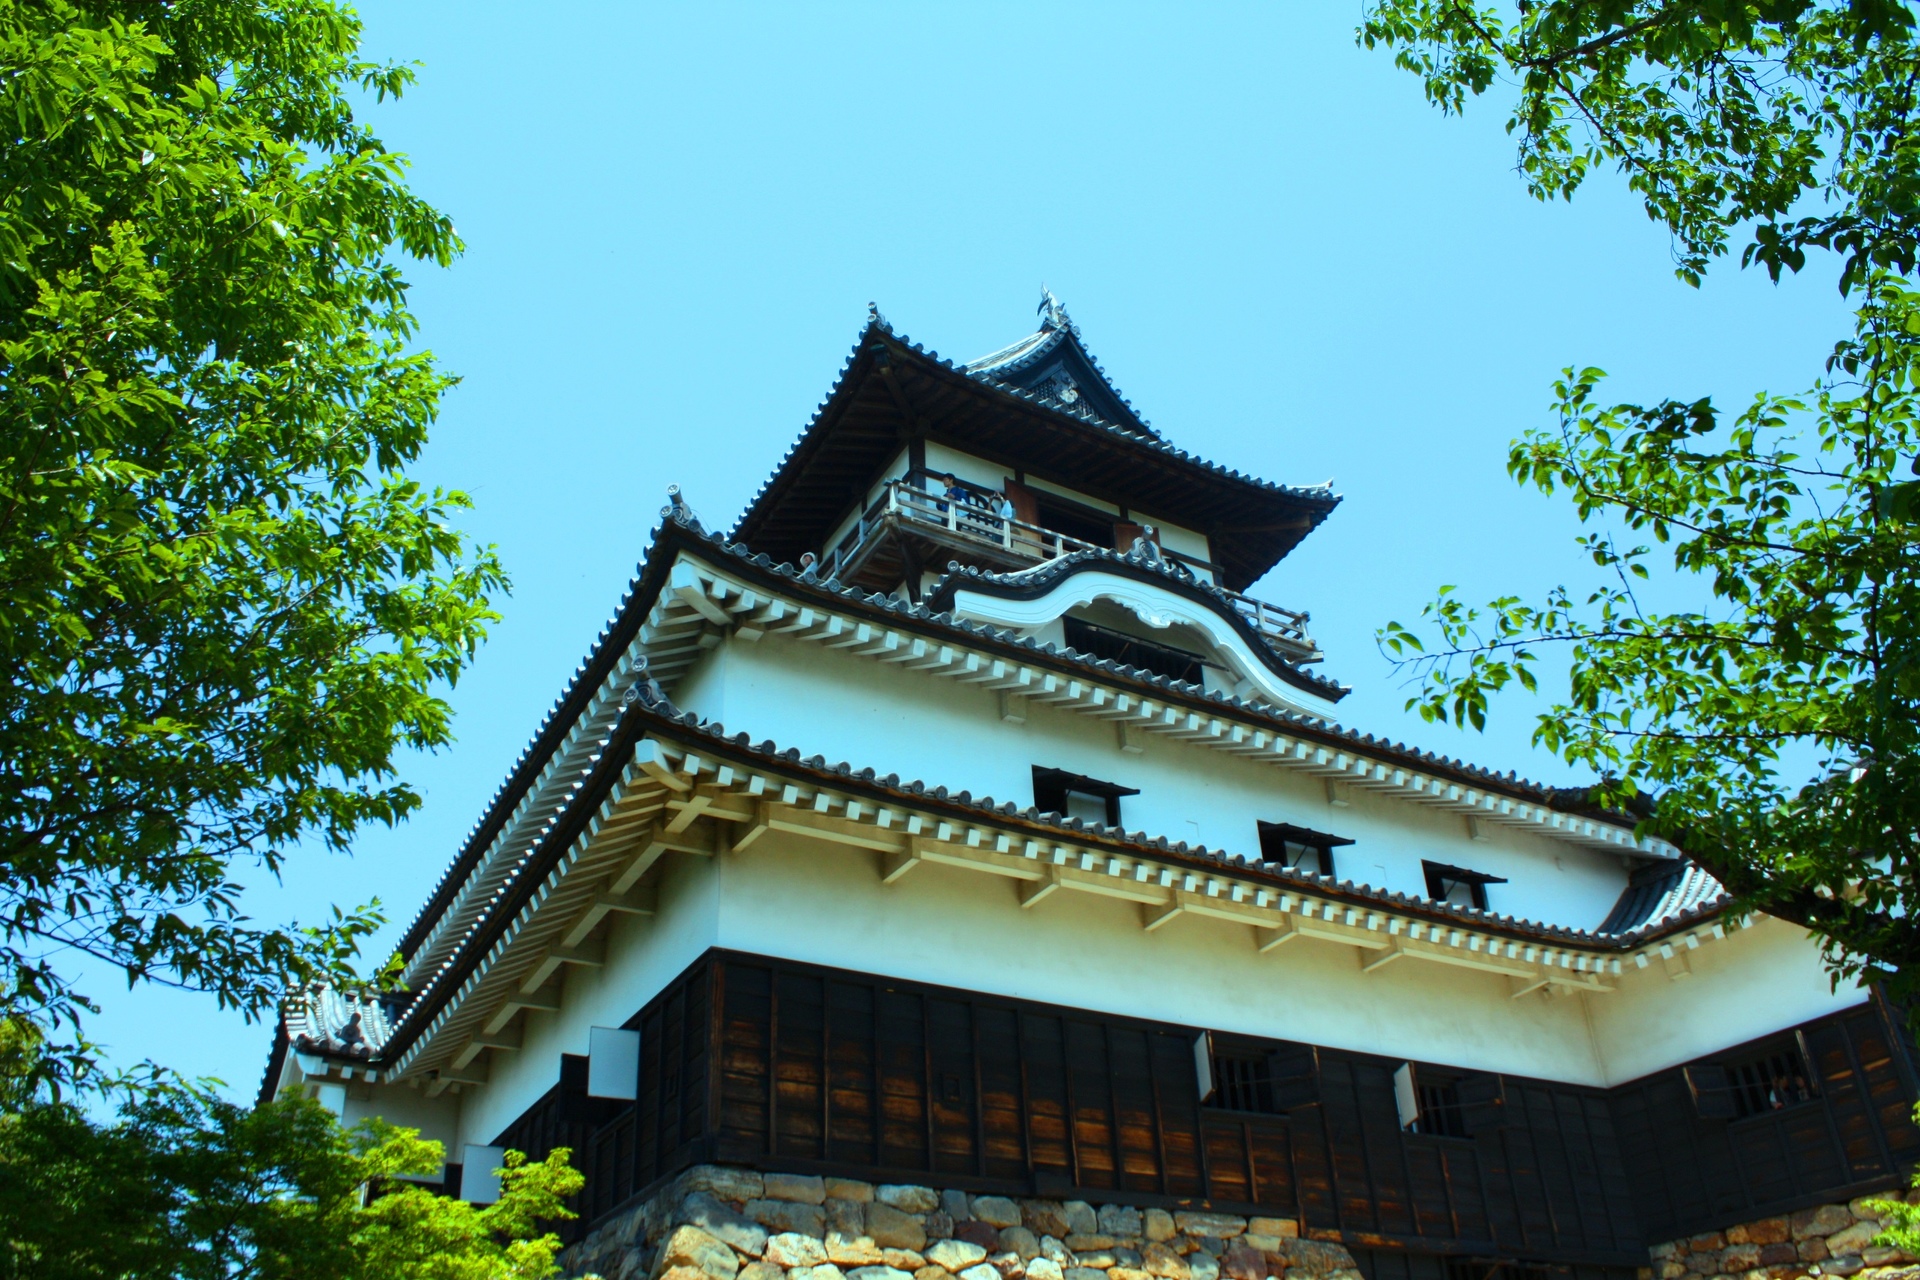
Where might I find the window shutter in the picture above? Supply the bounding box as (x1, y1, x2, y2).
(1003, 479, 1040, 525)
(1269, 1043, 1321, 1110)
(1193, 1032, 1215, 1102)
(1685, 1064, 1737, 1119)
(1393, 1063, 1421, 1130)
(1457, 1072, 1510, 1132)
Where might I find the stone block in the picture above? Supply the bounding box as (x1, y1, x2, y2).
(766, 1234, 831, 1269)
(793, 1268, 848, 1280)
(917, 1269, 958, 1280)
(1830, 1227, 1883, 1257)
(1145, 1212, 1177, 1244)
(1852, 1198, 1889, 1220)
(1222, 1245, 1267, 1280)
(1724, 1246, 1763, 1272)
(1101, 1206, 1144, 1239)
(1693, 1236, 1729, 1254)
(829, 1202, 869, 1238)
(751, 1202, 829, 1239)
(988, 1252, 1026, 1279)
(1024, 1203, 1071, 1239)
(1113, 1249, 1143, 1269)
(1863, 1247, 1915, 1267)
(682, 1193, 773, 1258)
(958, 1223, 1003, 1250)
(943, 1192, 972, 1222)
(1143, 1243, 1191, 1280)
(1826, 1257, 1866, 1277)
(1190, 1256, 1220, 1280)
(1243, 1237, 1278, 1254)
(1076, 1253, 1118, 1270)
(660, 1226, 742, 1280)
(1111, 1270, 1155, 1280)
(1685, 1254, 1718, 1274)
(957, 1266, 1002, 1280)
(1794, 1207, 1855, 1241)
(739, 1264, 786, 1280)
(767, 1174, 829, 1206)
(684, 1167, 769, 1205)
(1041, 1238, 1071, 1264)
(1262, 1240, 1360, 1277)
(1661, 1264, 1688, 1280)
(1064, 1204, 1101, 1238)
(846, 1268, 914, 1280)
(929, 1242, 992, 1271)
(1249, 1220, 1296, 1242)
(664, 1267, 719, 1280)
(870, 1204, 930, 1252)
(828, 1235, 886, 1267)
(1798, 1240, 1829, 1263)
(1652, 1245, 1682, 1263)
(1065, 1271, 1109, 1280)
(885, 1251, 927, 1271)
(1027, 1262, 1064, 1280)
(1068, 1238, 1119, 1253)
(1750, 1222, 1793, 1247)
(1177, 1215, 1246, 1241)
(928, 1216, 955, 1243)
(1002, 1229, 1042, 1261)
(1760, 1245, 1800, 1266)
(829, 1180, 877, 1205)
(881, 1186, 942, 1215)
(973, 1198, 1023, 1229)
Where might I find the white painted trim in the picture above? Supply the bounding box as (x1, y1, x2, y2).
(952, 572, 1339, 717)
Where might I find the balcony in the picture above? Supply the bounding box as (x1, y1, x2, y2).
(820, 476, 1319, 663)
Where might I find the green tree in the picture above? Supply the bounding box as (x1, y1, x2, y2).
(1359, 0, 1920, 1001)
(0, 0, 503, 1086)
(0, 1089, 586, 1280)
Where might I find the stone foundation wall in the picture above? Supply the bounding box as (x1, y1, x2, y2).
(1648, 1194, 1920, 1280)
(563, 1166, 1362, 1280)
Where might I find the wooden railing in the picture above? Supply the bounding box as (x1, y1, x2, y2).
(821, 478, 1318, 661)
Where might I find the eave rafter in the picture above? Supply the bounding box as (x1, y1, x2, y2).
(304, 736, 1743, 1095)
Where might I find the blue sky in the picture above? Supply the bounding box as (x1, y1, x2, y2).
(81, 2, 1854, 1095)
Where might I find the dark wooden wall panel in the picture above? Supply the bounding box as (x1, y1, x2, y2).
(487, 950, 1917, 1269)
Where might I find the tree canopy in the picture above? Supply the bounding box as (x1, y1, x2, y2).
(0, 0, 503, 1087)
(0, 1090, 584, 1280)
(1361, 0, 1920, 1000)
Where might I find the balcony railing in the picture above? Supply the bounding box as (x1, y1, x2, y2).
(820, 477, 1318, 662)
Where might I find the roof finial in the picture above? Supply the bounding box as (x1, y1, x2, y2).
(1037, 284, 1071, 333)
(866, 301, 891, 333)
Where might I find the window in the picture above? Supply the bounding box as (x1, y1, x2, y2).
(1063, 617, 1206, 685)
(1423, 860, 1508, 911)
(1726, 1045, 1817, 1116)
(1212, 1050, 1276, 1114)
(1258, 821, 1354, 879)
(1032, 766, 1138, 827)
(1034, 497, 1114, 548)
(1412, 1077, 1468, 1138)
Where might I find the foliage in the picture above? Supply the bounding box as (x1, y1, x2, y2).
(0, 0, 504, 1082)
(1865, 1109, 1920, 1251)
(0, 1088, 585, 1280)
(1361, 0, 1920, 998)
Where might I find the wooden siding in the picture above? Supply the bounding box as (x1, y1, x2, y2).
(516, 950, 1918, 1266)
(1607, 999, 1920, 1242)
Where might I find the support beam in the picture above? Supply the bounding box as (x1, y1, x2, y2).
(1020, 868, 1062, 909)
(1142, 899, 1185, 932)
(731, 800, 774, 852)
(1362, 942, 1407, 974)
(1510, 975, 1551, 1000)
(880, 844, 921, 885)
(1255, 919, 1298, 952)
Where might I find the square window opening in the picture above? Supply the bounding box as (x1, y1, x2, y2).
(1258, 821, 1354, 880)
(1032, 766, 1138, 828)
(1423, 860, 1507, 912)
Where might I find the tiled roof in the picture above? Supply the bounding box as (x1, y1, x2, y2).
(1597, 861, 1727, 935)
(961, 293, 1164, 442)
(286, 985, 398, 1060)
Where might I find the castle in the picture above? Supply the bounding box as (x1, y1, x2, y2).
(265, 295, 1920, 1280)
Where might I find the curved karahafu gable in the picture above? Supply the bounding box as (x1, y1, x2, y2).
(925, 541, 1348, 717)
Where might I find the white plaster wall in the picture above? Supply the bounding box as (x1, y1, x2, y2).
(449, 851, 725, 1150)
(671, 628, 1631, 932)
(344, 1083, 461, 1150)
(1586, 915, 1867, 1084)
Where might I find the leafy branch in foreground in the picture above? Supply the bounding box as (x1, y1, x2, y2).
(0, 0, 505, 1086)
(0, 1087, 587, 1280)
(1381, 280, 1920, 999)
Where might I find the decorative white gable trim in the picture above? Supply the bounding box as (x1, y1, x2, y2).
(949, 571, 1341, 718)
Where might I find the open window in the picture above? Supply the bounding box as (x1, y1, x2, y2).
(1063, 616, 1207, 684)
(1258, 821, 1354, 879)
(1686, 1033, 1819, 1119)
(1394, 1063, 1470, 1138)
(1032, 766, 1138, 827)
(1423, 860, 1508, 911)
